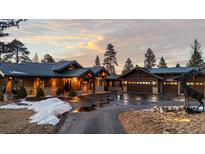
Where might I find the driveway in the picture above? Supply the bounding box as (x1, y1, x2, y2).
(58, 93, 200, 134)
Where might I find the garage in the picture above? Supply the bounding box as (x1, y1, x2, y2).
(186, 81, 204, 94)
(162, 81, 178, 95)
(120, 67, 163, 94)
(127, 81, 153, 94)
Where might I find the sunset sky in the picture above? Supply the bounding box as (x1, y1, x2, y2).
(2, 19, 205, 73)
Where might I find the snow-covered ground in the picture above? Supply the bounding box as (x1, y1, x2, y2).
(0, 97, 72, 125)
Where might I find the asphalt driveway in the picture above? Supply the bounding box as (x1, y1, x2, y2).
(58, 93, 201, 134)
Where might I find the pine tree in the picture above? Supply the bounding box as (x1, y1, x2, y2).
(103, 43, 118, 74)
(144, 48, 156, 69)
(122, 58, 134, 74)
(33, 53, 39, 63)
(0, 41, 6, 62)
(3, 39, 30, 63)
(176, 63, 181, 68)
(187, 39, 204, 67)
(41, 54, 55, 63)
(158, 56, 167, 68)
(94, 55, 101, 67)
(0, 19, 25, 37)
(0, 20, 25, 62)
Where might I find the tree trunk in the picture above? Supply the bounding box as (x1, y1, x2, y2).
(16, 51, 19, 63)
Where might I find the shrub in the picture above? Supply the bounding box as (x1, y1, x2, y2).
(36, 87, 45, 98)
(16, 87, 27, 99)
(68, 90, 76, 97)
(56, 88, 63, 96)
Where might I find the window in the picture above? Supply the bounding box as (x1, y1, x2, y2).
(163, 81, 177, 85)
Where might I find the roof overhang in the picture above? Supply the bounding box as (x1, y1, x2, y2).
(119, 67, 164, 81)
(174, 69, 205, 80)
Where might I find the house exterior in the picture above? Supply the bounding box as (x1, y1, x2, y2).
(0, 61, 109, 97)
(120, 67, 205, 96)
(104, 74, 122, 92)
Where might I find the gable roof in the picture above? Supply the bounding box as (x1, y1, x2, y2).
(52, 60, 82, 72)
(0, 62, 91, 78)
(87, 67, 109, 76)
(105, 74, 119, 80)
(120, 67, 164, 80)
(174, 69, 205, 80)
(149, 67, 199, 74)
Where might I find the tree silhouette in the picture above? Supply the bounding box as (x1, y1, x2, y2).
(187, 39, 204, 67)
(0, 19, 25, 37)
(144, 48, 156, 69)
(0, 19, 26, 62)
(0, 41, 7, 62)
(158, 56, 167, 68)
(41, 54, 55, 63)
(94, 55, 101, 67)
(103, 43, 118, 74)
(122, 58, 134, 74)
(176, 63, 181, 68)
(33, 53, 39, 63)
(3, 39, 30, 63)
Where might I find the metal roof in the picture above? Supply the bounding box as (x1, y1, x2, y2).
(87, 67, 109, 76)
(0, 62, 93, 78)
(52, 60, 82, 72)
(120, 67, 164, 80)
(149, 67, 199, 74)
(105, 74, 119, 80)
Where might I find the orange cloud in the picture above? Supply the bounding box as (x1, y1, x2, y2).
(65, 41, 103, 53)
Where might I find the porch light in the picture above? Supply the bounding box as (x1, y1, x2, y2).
(152, 81, 156, 85)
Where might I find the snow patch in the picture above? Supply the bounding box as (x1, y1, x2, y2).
(0, 98, 72, 125)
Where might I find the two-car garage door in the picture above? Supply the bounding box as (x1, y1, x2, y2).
(127, 81, 153, 94)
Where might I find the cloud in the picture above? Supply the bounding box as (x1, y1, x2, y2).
(5, 19, 205, 73)
(64, 41, 103, 53)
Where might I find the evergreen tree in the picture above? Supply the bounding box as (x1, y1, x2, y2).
(187, 39, 204, 67)
(0, 41, 6, 62)
(0, 19, 25, 37)
(122, 58, 134, 74)
(94, 55, 101, 67)
(0, 20, 25, 62)
(103, 43, 118, 74)
(3, 39, 30, 63)
(144, 48, 156, 69)
(176, 63, 181, 68)
(41, 54, 55, 63)
(33, 53, 39, 63)
(158, 56, 167, 68)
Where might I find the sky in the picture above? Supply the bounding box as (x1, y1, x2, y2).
(2, 19, 205, 73)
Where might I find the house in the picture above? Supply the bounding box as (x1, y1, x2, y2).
(0, 61, 109, 97)
(120, 67, 205, 95)
(104, 74, 122, 92)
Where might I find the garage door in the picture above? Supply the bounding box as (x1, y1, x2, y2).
(162, 81, 178, 95)
(127, 81, 152, 94)
(187, 82, 204, 94)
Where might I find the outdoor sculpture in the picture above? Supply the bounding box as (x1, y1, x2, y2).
(178, 70, 204, 112)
